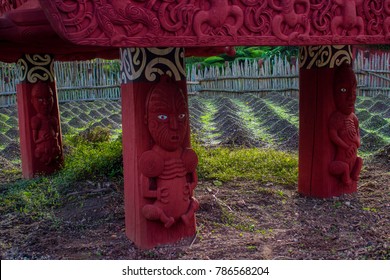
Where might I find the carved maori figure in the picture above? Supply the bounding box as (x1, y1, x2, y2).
(193, 0, 244, 38)
(384, 0, 390, 39)
(331, 0, 364, 40)
(140, 76, 199, 228)
(329, 64, 363, 188)
(95, 0, 160, 44)
(30, 82, 61, 165)
(267, 0, 310, 41)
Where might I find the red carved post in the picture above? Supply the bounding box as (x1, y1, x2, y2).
(120, 48, 198, 249)
(298, 46, 362, 198)
(16, 54, 63, 178)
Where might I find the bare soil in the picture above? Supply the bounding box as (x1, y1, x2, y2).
(0, 157, 388, 260)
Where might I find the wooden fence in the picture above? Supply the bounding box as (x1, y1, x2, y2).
(186, 56, 299, 97)
(0, 49, 389, 107)
(354, 51, 390, 97)
(187, 50, 390, 98)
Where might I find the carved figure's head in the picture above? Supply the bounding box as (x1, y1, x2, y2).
(31, 82, 54, 116)
(146, 76, 188, 151)
(333, 63, 357, 115)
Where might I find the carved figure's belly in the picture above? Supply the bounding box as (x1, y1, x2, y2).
(155, 177, 190, 219)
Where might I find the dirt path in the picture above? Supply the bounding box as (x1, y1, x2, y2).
(1, 158, 388, 260)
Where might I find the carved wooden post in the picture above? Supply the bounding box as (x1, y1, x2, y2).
(16, 54, 63, 178)
(120, 48, 198, 249)
(298, 46, 362, 198)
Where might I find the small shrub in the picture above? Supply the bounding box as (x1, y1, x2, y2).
(70, 125, 111, 145)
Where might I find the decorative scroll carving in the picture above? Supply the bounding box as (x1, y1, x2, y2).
(299, 45, 353, 69)
(139, 76, 199, 228)
(384, 0, 390, 39)
(31, 82, 62, 165)
(17, 54, 54, 83)
(331, 0, 365, 41)
(40, 0, 390, 46)
(0, 0, 28, 15)
(329, 64, 363, 188)
(193, 0, 244, 39)
(268, 0, 311, 41)
(120, 47, 185, 84)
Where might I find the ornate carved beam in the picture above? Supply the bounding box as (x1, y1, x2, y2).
(40, 0, 390, 47)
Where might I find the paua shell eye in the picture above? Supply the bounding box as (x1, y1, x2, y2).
(340, 88, 347, 93)
(158, 114, 168, 120)
(178, 114, 186, 119)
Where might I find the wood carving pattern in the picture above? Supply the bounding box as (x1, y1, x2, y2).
(31, 82, 62, 165)
(331, 0, 365, 41)
(193, 0, 244, 39)
(384, 0, 390, 39)
(268, 0, 310, 41)
(17, 54, 55, 83)
(39, 0, 390, 46)
(139, 76, 199, 228)
(329, 64, 363, 188)
(299, 45, 353, 69)
(120, 47, 185, 83)
(0, 0, 28, 15)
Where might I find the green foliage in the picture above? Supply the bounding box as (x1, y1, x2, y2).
(0, 112, 8, 122)
(192, 137, 298, 185)
(186, 46, 298, 69)
(62, 138, 123, 181)
(69, 125, 112, 145)
(0, 177, 60, 217)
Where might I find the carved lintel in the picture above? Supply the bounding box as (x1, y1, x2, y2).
(120, 48, 185, 84)
(17, 54, 55, 83)
(40, 0, 390, 47)
(299, 45, 353, 69)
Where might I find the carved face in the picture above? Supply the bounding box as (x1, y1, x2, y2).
(147, 80, 188, 151)
(31, 82, 54, 116)
(333, 64, 357, 115)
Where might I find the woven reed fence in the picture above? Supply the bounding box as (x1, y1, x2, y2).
(1, 50, 389, 107)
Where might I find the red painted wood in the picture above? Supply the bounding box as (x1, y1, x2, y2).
(299, 62, 362, 198)
(38, 0, 390, 48)
(17, 81, 63, 178)
(121, 78, 197, 249)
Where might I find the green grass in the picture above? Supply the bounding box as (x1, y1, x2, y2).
(0, 127, 123, 217)
(0, 131, 298, 217)
(192, 137, 298, 185)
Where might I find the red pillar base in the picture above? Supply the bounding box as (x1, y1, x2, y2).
(298, 46, 362, 198)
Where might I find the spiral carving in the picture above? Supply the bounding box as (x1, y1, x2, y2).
(120, 48, 185, 83)
(17, 54, 55, 83)
(299, 45, 353, 69)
